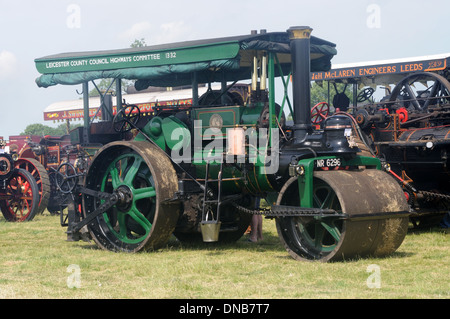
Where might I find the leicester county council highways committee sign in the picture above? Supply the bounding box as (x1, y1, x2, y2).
(35, 42, 240, 74)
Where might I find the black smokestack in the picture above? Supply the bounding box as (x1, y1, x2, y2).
(287, 26, 313, 141)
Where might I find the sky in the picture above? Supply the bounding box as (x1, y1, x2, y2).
(1, 0, 449, 138)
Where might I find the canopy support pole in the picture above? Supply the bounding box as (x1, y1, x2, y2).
(116, 78, 122, 112)
(268, 51, 275, 147)
(192, 72, 198, 107)
(82, 82, 90, 143)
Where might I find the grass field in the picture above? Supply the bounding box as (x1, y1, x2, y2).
(0, 212, 448, 299)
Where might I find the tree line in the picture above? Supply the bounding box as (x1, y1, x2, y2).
(20, 122, 81, 137)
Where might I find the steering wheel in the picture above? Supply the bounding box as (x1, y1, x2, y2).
(311, 102, 330, 124)
(113, 104, 141, 133)
(357, 88, 375, 103)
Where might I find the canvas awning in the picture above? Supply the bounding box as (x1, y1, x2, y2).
(35, 31, 337, 89)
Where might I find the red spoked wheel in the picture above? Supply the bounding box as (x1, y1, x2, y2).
(311, 102, 330, 124)
(15, 158, 50, 215)
(0, 168, 40, 222)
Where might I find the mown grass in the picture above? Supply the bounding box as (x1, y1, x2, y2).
(0, 212, 448, 299)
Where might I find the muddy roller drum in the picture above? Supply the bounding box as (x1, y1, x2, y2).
(276, 169, 409, 262)
(82, 141, 180, 252)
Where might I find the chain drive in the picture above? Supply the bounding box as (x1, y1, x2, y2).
(230, 202, 340, 217)
(419, 190, 450, 201)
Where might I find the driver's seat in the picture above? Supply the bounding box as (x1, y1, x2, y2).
(332, 83, 350, 112)
(333, 92, 350, 112)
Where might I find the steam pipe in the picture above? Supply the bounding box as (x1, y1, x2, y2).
(287, 26, 313, 141)
(260, 54, 267, 90)
(251, 56, 258, 91)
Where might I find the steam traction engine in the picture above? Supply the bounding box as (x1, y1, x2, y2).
(34, 26, 410, 262)
(352, 71, 450, 226)
(9, 134, 90, 216)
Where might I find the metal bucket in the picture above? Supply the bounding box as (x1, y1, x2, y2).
(200, 221, 221, 242)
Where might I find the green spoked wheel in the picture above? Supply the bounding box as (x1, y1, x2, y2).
(276, 169, 409, 262)
(83, 141, 179, 252)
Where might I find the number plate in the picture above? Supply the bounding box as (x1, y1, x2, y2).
(314, 158, 341, 169)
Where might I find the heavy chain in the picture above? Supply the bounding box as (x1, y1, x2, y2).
(230, 202, 271, 215)
(391, 173, 450, 202)
(230, 202, 339, 217)
(419, 190, 450, 201)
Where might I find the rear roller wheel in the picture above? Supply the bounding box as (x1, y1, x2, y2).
(276, 169, 409, 262)
(83, 141, 179, 252)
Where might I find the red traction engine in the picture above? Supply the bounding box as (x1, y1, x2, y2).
(0, 139, 39, 221)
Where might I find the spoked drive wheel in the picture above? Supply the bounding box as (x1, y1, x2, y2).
(0, 168, 40, 222)
(389, 72, 450, 111)
(83, 141, 179, 252)
(15, 158, 50, 215)
(275, 169, 409, 262)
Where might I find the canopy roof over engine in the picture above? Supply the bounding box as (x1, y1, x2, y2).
(35, 30, 337, 89)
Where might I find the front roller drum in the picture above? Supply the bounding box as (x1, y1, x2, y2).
(83, 141, 179, 252)
(276, 169, 409, 262)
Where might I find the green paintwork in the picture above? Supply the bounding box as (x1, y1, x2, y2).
(192, 106, 243, 136)
(35, 42, 240, 74)
(161, 116, 190, 150)
(241, 103, 263, 126)
(134, 117, 166, 150)
(194, 160, 275, 195)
